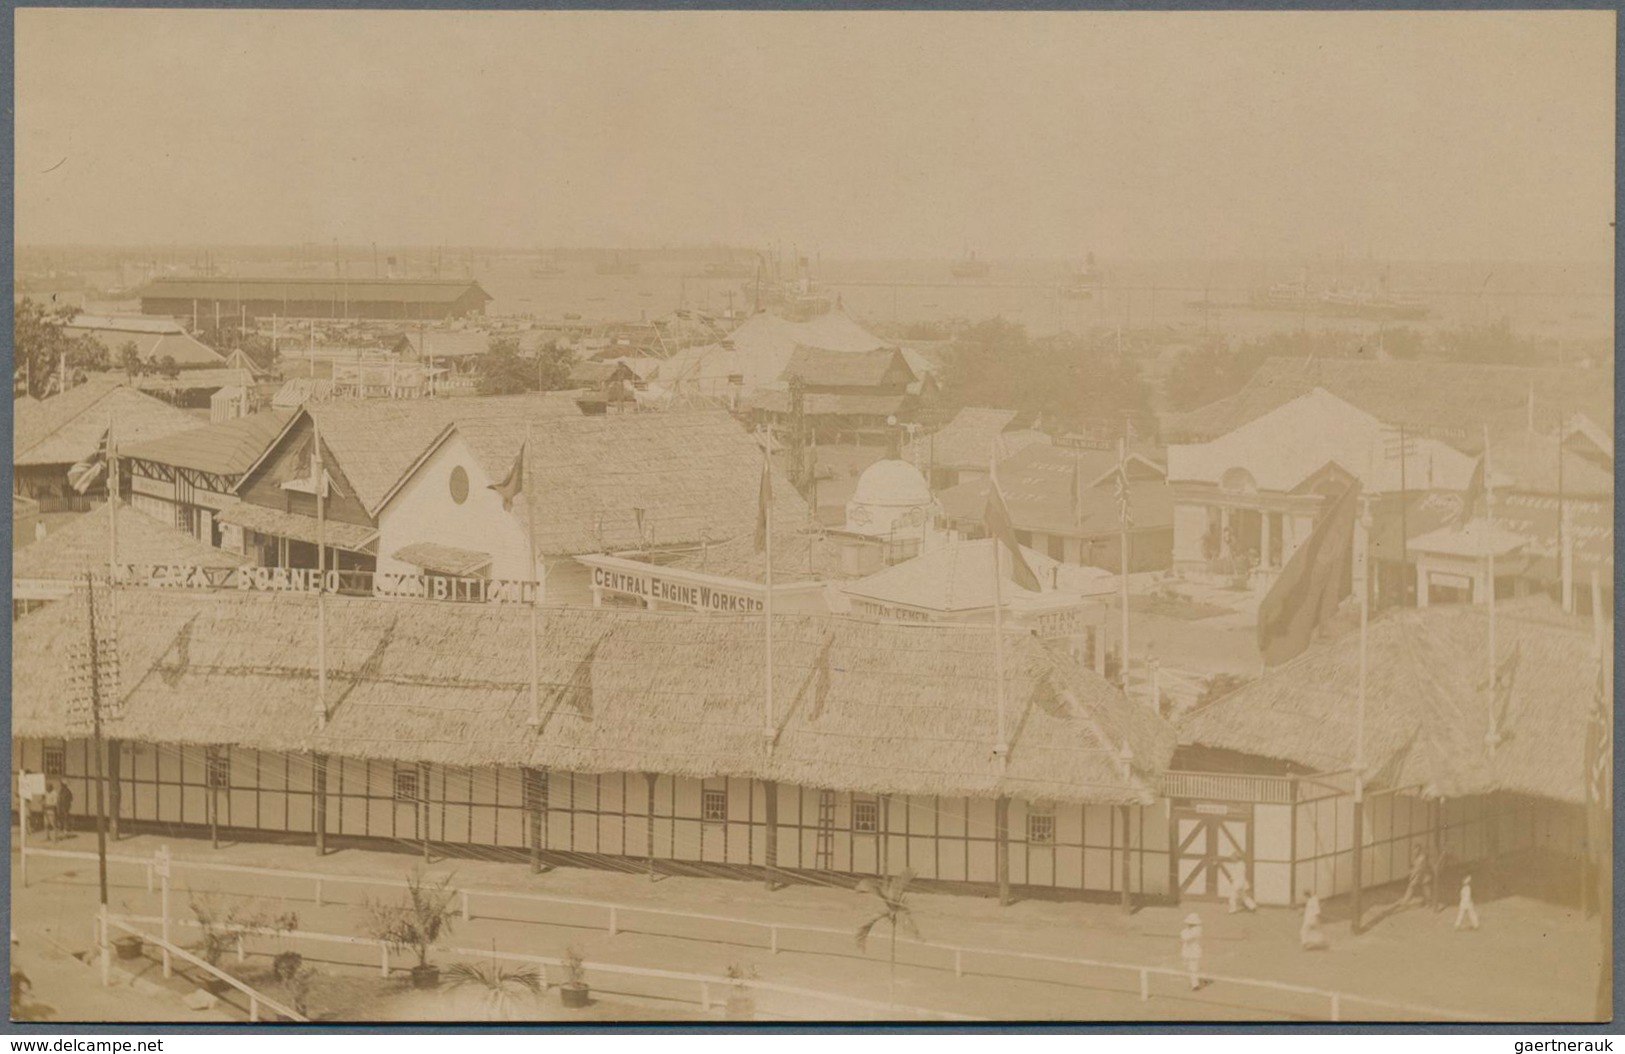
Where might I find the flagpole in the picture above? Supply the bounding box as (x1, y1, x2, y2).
(990, 443, 1009, 763)
(314, 414, 327, 727)
(1484, 424, 1498, 750)
(763, 430, 776, 752)
(1118, 436, 1130, 690)
(527, 424, 541, 728)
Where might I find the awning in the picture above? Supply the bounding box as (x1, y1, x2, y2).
(216, 502, 377, 554)
(392, 542, 492, 577)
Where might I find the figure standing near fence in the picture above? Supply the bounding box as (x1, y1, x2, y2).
(1454, 875, 1480, 930)
(1300, 890, 1329, 951)
(41, 783, 59, 843)
(54, 781, 72, 840)
(1180, 913, 1204, 990)
(1225, 859, 1257, 914)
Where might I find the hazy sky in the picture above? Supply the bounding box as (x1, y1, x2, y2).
(15, 10, 1615, 261)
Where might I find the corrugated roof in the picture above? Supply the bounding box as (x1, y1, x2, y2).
(12, 590, 1174, 805)
(937, 444, 1174, 538)
(140, 277, 492, 306)
(120, 410, 297, 477)
(14, 380, 203, 467)
(902, 407, 1051, 471)
(215, 501, 379, 552)
(67, 325, 224, 367)
(15, 502, 250, 582)
(392, 542, 493, 577)
(845, 538, 1115, 613)
(1162, 356, 1613, 449)
(778, 346, 915, 389)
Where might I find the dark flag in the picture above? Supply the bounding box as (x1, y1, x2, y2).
(67, 430, 109, 494)
(1456, 455, 1485, 529)
(754, 448, 772, 553)
(984, 469, 1041, 592)
(1256, 480, 1363, 667)
(488, 441, 525, 512)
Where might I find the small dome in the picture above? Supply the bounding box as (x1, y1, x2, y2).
(851, 459, 931, 508)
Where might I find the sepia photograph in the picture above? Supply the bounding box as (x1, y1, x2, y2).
(7, 8, 1615, 1027)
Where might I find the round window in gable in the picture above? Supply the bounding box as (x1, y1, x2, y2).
(449, 465, 469, 505)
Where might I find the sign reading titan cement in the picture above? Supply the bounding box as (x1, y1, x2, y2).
(590, 566, 764, 613)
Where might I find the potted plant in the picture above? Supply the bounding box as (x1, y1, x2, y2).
(113, 934, 145, 960)
(723, 963, 757, 1021)
(364, 869, 458, 989)
(558, 944, 589, 1008)
(446, 955, 543, 1021)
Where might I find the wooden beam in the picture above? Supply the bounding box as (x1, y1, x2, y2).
(995, 796, 1011, 907)
(763, 779, 779, 891)
(1119, 804, 1133, 914)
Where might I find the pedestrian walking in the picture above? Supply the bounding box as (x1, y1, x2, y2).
(1454, 875, 1480, 930)
(1300, 890, 1329, 950)
(1180, 913, 1204, 990)
(41, 783, 59, 843)
(1225, 859, 1257, 914)
(54, 780, 73, 840)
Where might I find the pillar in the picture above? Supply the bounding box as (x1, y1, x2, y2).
(527, 768, 544, 874)
(763, 780, 779, 891)
(1219, 507, 1232, 557)
(1350, 795, 1364, 934)
(106, 739, 121, 841)
(312, 753, 328, 857)
(1119, 804, 1134, 914)
(645, 773, 658, 881)
(995, 797, 1011, 907)
(1259, 512, 1272, 570)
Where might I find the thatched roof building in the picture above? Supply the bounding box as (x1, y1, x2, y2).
(1179, 599, 1604, 804)
(13, 590, 1172, 804)
(15, 503, 251, 595)
(15, 379, 201, 469)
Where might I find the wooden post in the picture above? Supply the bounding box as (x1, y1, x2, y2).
(106, 739, 121, 841)
(528, 768, 543, 874)
(160, 870, 172, 979)
(763, 779, 779, 891)
(1350, 796, 1365, 935)
(312, 753, 328, 857)
(645, 773, 658, 882)
(1119, 804, 1133, 914)
(995, 796, 1011, 907)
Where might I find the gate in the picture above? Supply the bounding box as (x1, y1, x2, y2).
(1173, 804, 1252, 900)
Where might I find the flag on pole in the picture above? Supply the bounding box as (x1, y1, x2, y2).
(489, 441, 526, 512)
(1256, 480, 1363, 667)
(754, 446, 773, 553)
(1112, 460, 1134, 528)
(68, 430, 110, 494)
(984, 466, 1041, 592)
(1456, 455, 1485, 529)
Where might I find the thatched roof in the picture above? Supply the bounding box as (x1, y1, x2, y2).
(1162, 357, 1612, 450)
(12, 590, 1173, 804)
(15, 380, 202, 467)
(459, 409, 811, 557)
(15, 503, 251, 582)
(215, 501, 379, 552)
(1179, 599, 1604, 804)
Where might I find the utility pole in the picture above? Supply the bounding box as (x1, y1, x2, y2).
(79, 573, 113, 984)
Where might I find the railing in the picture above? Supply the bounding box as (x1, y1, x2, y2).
(24, 845, 1489, 1022)
(99, 914, 307, 1023)
(1159, 771, 1298, 805)
(108, 914, 971, 1022)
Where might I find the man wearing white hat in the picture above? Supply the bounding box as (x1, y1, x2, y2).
(1454, 874, 1480, 930)
(1180, 912, 1204, 991)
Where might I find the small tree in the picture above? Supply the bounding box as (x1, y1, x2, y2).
(157, 354, 180, 380)
(855, 869, 919, 1007)
(189, 892, 261, 969)
(364, 869, 458, 974)
(118, 341, 144, 380)
(533, 340, 574, 392)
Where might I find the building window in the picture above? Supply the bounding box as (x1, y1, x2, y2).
(394, 770, 419, 802)
(205, 748, 230, 789)
(42, 745, 65, 778)
(701, 788, 727, 822)
(449, 465, 470, 505)
(853, 799, 879, 833)
(1027, 812, 1055, 845)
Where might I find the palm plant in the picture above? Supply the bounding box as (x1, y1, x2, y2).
(854, 869, 919, 1008)
(445, 955, 543, 1021)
